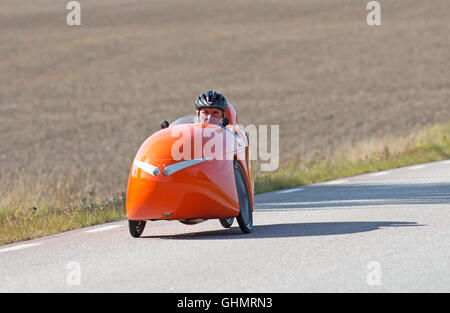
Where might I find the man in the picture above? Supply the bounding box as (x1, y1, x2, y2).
(195, 90, 228, 125)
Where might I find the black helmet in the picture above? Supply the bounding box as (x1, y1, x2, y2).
(195, 90, 228, 113)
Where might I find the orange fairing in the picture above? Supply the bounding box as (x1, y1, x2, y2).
(126, 121, 253, 221)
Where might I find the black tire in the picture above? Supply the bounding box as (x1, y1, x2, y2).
(234, 161, 253, 233)
(219, 218, 234, 228)
(128, 220, 146, 238)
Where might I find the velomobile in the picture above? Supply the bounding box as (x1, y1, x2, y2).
(126, 104, 254, 237)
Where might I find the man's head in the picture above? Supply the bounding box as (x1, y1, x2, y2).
(195, 90, 228, 124)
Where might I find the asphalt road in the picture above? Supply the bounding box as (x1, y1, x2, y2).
(1, 160, 449, 292)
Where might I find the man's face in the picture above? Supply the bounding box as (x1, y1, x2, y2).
(197, 108, 223, 125)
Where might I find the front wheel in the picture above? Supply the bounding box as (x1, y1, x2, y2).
(219, 218, 234, 228)
(128, 220, 146, 238)
(234, 161, 253, 233)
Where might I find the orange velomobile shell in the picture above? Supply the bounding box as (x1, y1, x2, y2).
(126, 122, 252, 221)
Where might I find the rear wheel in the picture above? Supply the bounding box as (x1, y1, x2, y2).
(219, 218, 234, 228)
(128, 220, 146, 238)
(234, 161, 253, 233)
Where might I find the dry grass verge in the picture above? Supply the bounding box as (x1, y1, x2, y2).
(256, 123, 450, 193)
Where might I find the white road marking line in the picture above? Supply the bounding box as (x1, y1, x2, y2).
(370, 171, 390, 176)
(277, 188, 304, 194)
(257, 198, 401, 211)
(257, 199, 388, 207)
(0, 243, 43, 253)
(442, 160, 450, 164)
(324, 179, 348, 185)
(84, 225, 123, 233)
(410, 165, 427, 170)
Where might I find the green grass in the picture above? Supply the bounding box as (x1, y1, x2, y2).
(1, 123, 449, 246)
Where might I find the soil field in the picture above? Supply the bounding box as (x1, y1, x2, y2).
(0, 0, 448, 198)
